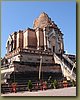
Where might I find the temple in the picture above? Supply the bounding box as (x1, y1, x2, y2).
(1, 12, 76, 84)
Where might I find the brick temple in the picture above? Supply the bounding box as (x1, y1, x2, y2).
(1, 12, 76, 83)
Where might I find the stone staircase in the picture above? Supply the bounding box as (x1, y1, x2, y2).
(54, 53, 76, 81)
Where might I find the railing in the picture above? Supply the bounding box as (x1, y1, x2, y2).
(1, 67, 14, 74)
(62, 54, 74, 66)
(54, 53, 76, 81)
(1, 84, 28, 94)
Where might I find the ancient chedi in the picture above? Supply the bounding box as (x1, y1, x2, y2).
(1, 12, 76, 83)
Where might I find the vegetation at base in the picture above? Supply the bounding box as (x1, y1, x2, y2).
(51, 79, 58, 89)
(27, 80, 33, 91)
(71, 80, 76, 87)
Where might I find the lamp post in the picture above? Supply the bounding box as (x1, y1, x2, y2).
(39, 56, 42, 80)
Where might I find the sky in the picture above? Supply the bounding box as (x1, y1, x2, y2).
(1, 1, 76, 57)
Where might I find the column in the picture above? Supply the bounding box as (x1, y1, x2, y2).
(35, 28, 40, 50)
(46, 35, 49, 49)
(43, 28, 47, 50)
(24, 30, 28, 49)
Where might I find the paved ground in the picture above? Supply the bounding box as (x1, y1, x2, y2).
(1, 87, 76, 96)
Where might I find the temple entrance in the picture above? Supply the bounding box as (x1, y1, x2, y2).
(53, 46, 55, 52)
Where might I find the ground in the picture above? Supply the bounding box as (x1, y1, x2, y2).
(1, 87, 76, 96)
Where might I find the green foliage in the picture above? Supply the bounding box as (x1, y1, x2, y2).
(71, 80, 75, 87)
(51, 79, 58, 89)
(27, 80, 33, 91)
